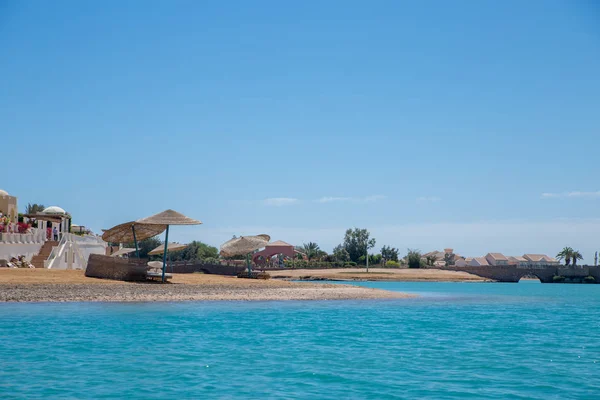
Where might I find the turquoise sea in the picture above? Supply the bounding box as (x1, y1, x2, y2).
(1, 281, 600, 399)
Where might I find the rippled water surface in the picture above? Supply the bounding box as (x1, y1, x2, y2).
(2, 281, 600, 399)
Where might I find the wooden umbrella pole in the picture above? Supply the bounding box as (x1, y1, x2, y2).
(246, 253, 251, 276)
(162, 225, 170, 283)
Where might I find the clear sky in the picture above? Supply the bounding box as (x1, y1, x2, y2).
(1, 1, 599, 259)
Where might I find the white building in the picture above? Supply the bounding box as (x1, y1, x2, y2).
(1, 195, 106, 268)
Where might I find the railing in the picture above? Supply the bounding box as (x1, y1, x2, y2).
(45, 234, 68, 268)
(0, 228, 46, 244)
(46, 233, 107, 269)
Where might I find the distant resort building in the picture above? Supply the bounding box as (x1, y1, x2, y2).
(0, 189, 18, 224)
(423, 247, 562, 268)
(0, 188, 105, 269)
(469, 257, 490, 267)
(485, 253, 509, 266)
(459, 253, 560, 267)
(523, 254, 560, 266)
(507, 256, 528, 266)
(252, 240, 305, 266)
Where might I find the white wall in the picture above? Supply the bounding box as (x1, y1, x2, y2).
(47, 234, 107, 270)
(0, 243, 43, 261)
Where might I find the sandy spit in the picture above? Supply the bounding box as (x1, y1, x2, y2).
(269, 268, 490, 282)
(0, 270, 412, 302)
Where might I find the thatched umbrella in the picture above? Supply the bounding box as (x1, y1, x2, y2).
(136, 209, 202, 282)
(148, 242, 188, 256)
(148, 243, 188, 273)
(110, 248, 137, 257)
(220, 234, 270, 275)
(102, 221, 167, 258)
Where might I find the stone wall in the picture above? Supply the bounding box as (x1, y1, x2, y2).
(445, 265, 600, 283)
(169, 261, 246, 276)
(85, 254, 148, 281)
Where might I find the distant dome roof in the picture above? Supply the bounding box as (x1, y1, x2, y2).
(0, 189, 8, 196)
(43, 206, 66, 214)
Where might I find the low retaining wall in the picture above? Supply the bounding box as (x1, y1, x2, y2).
(445, 265, 600, 283)
(0, 242, 44, 262)
(169, 261, 246, 276)
(85, 254, 148, 281)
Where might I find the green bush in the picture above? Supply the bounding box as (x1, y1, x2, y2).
(386, 260, 401, 268)
(553, 275, 565, 283)
(237, 271, 270, 279)
(584, 275, 596, 283)
(345, 261, 357, 267)
(407, 249, 422, 269)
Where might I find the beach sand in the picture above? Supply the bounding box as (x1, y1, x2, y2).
(269, 267, 490, 282)
(0, 269, 412, 302)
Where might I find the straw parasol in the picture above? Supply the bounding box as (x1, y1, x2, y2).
(148, 242, 188, 256)
(136, 209, 202, 282)
(102, 221, 167, 258)
(220, 234, 270, 275)
(110, 248, 138, 257)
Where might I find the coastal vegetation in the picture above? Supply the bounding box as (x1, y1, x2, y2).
(381, 245, 399, 263)
(25, 203, 45, 214)
(117, 232, 593, 273)
(337, 228, 376, 264)
(406, 249, 423, 269)
(556, 247, 584, 266)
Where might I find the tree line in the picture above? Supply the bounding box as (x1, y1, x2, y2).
(117, 232, 593, 269)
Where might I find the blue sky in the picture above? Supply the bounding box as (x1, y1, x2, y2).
(1, 1, 599, 259)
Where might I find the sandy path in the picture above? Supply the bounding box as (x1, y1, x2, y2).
(269, 268, 489, 282)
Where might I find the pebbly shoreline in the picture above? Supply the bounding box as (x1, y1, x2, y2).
(0, 282, 412, 303)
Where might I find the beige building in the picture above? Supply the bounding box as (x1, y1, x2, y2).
(469, 257, 489, 267)
(507, 256, 528, 266)
(454, 257, 468, 267)
(523, 254, 560, 266)
(485, 253, 509, 266)
(0, 189, 18, 223)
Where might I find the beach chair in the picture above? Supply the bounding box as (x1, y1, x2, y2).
(146, 261, 173, 281)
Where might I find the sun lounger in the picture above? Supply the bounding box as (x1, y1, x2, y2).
(146, 261, 172, 281)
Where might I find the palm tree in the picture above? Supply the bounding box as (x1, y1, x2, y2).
(556, 247, 574, 266)
(299, 242, 320, 261)
(425, 255, 437, 266)
(571, 250, 583, 267)
(25, 203, 45, 214)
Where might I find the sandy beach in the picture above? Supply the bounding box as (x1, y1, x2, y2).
(0, 269, 412, 302)
(269, 268, 490, 282)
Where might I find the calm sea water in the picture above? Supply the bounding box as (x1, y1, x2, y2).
(1, 281, 600, 399)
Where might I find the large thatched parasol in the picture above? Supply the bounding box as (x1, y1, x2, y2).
(110, 248, 138, 257)
(220, 234, 270, 275)
(148, 242, 188, 256)
(102, 221, 167, 258)
(136, 209, 202, 282)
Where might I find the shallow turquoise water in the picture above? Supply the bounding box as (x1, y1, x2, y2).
(1, 281, 600, 399)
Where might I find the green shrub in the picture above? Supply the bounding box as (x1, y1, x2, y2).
(237, 271, 270, 279)
(386, 260, 400, 268)
(346, 261, 357, 267)
(553, 275, 565, 283)
(584, 275, 595, 283)
(407, 249, 422, 269)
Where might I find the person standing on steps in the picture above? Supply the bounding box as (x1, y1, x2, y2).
(53, 227, 58, 241)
